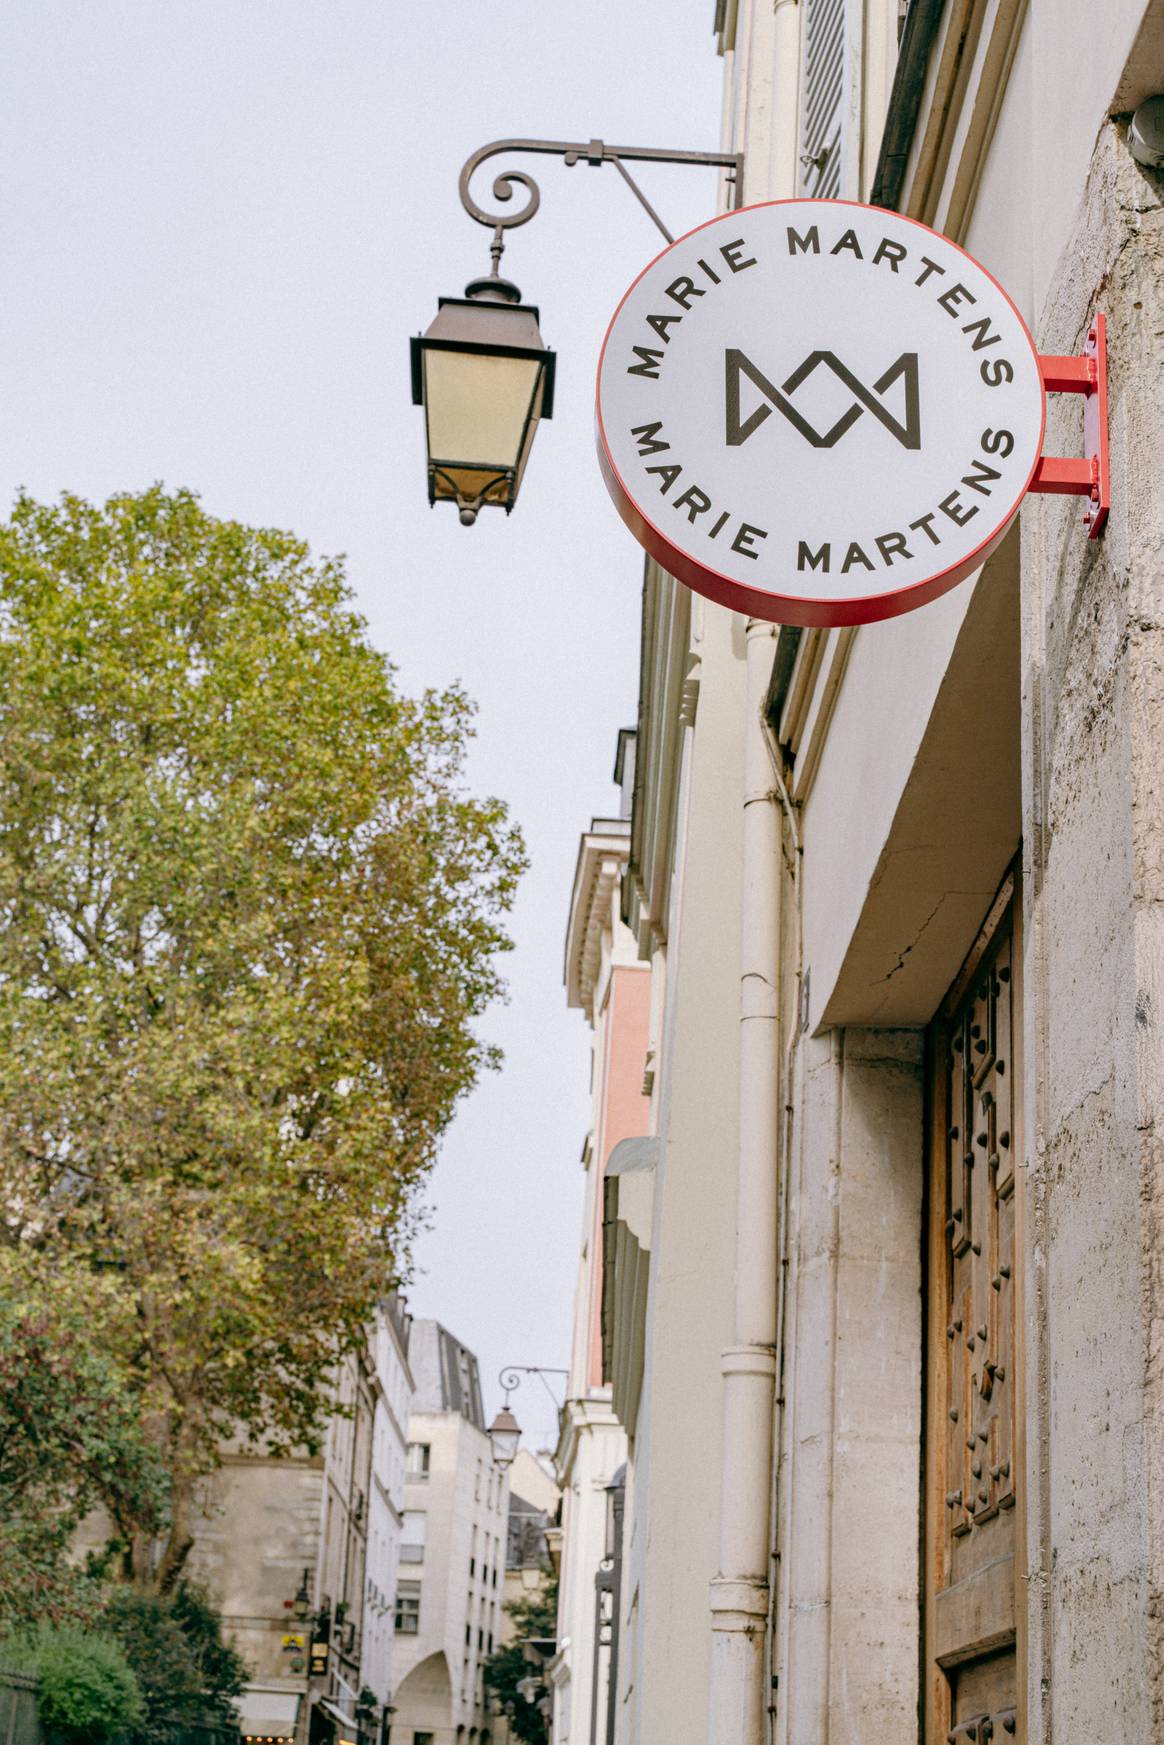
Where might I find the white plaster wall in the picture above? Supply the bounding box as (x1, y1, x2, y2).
(362, 1314, 413, 1706)
(796, 0, 1163, 1037)
(624, 598, 743, 1743)
(552, 1409, 625, 1745)
(1016, 0, 1148, 309)
(775, 1030, 923, 1745)
(800, 578, 975, 1026)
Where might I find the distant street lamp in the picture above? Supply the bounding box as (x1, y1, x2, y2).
(488, 1363, 570, 1469)
(411, 136, 743, 526)
(291, 1570, 312, 1623)
(487, 1402, 523, 1471)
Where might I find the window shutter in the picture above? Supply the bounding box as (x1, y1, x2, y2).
(801, 0, 846, 197)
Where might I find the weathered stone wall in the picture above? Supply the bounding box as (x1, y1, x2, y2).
(187, 1453, 323, 1685)
(1020, 115, 1164, 1741)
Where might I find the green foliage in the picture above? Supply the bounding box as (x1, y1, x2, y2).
(0, 1277, 167, 1627)
(482, 1577, 558, 1745)
(27, 1624, 145, 1742)
(167, 1585, 247, 1723)
(101, 1584, 247, 1740)
(0, 487, 525, 1586)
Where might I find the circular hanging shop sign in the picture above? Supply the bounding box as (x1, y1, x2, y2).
(596, 200, 1045, 627)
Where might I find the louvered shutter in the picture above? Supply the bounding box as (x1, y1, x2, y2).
(801, 0, 846, 197)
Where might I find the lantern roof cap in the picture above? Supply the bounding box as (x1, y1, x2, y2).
(411, 294, 555, 416)
(464, 273, 523, 304)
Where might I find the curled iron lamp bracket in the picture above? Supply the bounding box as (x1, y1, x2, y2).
(499, 1363, 570, 1409)
(458, 136, 745, 273)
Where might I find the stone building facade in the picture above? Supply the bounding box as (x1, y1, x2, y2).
(588, 2, 1164, 1742)
(186, 1296, 413, 1745)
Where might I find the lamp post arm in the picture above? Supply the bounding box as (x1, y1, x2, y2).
(499, 1363, 570, 1409)
(458, 136, 745, 261)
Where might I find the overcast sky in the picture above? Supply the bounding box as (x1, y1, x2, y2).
(0, 1, 724, 1452)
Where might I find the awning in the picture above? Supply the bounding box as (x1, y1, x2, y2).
(316, 1696, 360, 1743)
(602, 1137, 658, 1438)
(237, 1686, 300, 1741)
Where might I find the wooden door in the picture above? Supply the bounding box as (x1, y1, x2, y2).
(924, 874, 1023, 1743)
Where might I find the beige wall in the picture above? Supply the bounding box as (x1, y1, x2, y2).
(188, 1452, 324, 1697)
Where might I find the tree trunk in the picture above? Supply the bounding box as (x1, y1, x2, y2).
(154, 1473, 194, 1593)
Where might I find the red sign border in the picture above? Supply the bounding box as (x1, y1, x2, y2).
(595, 198, 1047, 628)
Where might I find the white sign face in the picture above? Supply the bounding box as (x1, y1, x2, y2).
(596, 200, 1045, 627)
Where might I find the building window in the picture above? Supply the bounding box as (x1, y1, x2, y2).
(414, 1735, 434, 1745)
(401, 1509, 427, 1563)
(395, 1583, 420, 1634)
(800, 0, 846, 197)
(406, 1442, 430, 1479)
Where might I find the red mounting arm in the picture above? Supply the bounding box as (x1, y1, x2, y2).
(1029, 314, 1109, 538)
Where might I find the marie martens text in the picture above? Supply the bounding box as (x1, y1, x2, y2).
(622, 220, 1024, 577)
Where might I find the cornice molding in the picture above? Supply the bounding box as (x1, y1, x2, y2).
(564, 821, 631, 1018)
(624, 561, 693, 957)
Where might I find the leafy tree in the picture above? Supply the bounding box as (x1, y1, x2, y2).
(166, 1584, 248, 1726)
(25, 1624, 145, 1743)
(482, 1578, 558, 1745)
(101, 1583, 247, 1740)
(0, 487, 525, 1589)
(0, 1273, 167, 1628)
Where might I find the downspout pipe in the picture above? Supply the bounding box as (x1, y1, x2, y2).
(870, 0, 946, 210)
(707, 0, 798, 1733)
(708, 617, 782, 1745)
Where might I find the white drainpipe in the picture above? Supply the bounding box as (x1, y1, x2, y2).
(706, 3, 800, 1735)
(708, 616, 782, 1745)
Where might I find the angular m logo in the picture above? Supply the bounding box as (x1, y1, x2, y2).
(725, 348, 922, 450)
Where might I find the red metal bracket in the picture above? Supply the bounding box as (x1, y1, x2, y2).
(1030, 314, 1109, 538)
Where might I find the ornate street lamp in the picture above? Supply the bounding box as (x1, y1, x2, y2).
(410, 270, 555, 527)
(290, 1570, 312, 1623)
(487, 1402, 522, 1470)
(411, 136, 743, 525)
(487, 1362, 570, 1468)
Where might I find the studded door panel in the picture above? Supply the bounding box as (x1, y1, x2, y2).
(926, 888, 1020, 1743)
(944, 927, 1016, 1556)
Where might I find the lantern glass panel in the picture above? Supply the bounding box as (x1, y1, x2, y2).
(424, 350, 543, 483)
(488, 1405, 521, 1469)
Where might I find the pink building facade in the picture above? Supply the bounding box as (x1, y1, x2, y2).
(549, 731, 650, 1745)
